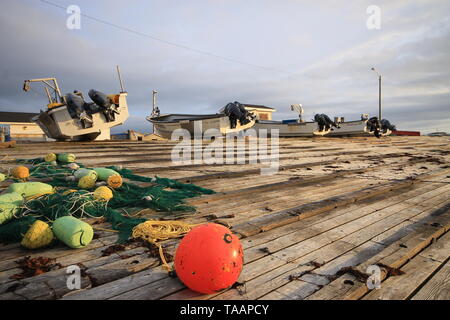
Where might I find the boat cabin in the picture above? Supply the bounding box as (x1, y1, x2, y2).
(242, 104, 276, 120)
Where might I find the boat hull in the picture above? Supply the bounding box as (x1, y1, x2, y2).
(327, 120, 391, 137)
(146, 114, 256, 139)
(252, 120, 330, 137)
(32, 93, 129, 141)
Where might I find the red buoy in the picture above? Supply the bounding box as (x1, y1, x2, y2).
(174, 223, 244, 294)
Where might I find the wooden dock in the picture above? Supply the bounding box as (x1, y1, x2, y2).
(0, 136, 449, 300)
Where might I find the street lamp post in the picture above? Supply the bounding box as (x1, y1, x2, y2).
(152, 90, 158, 133)
(371, 67, 382, 121)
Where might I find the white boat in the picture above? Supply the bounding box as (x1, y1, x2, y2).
(146, 102, 257, 139)
(327, 116, 391, 137)
(251, 104, 331, 137)
(23, 67, 129, 141)
(146, 113, 256, 139)
(326, 120, 372, 136)
(253, 120, 330, 137)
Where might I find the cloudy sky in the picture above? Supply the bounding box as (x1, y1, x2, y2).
(1, 0, 449, 133)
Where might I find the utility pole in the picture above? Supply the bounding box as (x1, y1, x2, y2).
(152, 90, 158, 133)
(378, 74, 382, 121)
(371, 67, 382, 121)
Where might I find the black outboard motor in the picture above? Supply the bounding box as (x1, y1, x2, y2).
(65, 93, 93, 128)
(222, 101, 254, 129)
(66, 93, 85, 118)
(234, 101, 254, 126)
(88, 89, 118, 122)
(223, 102, 240, 129)
(367, 117, 382, 138)
(381, 119, 396, 133)
(314, 114, 339, 131)
(83, 102, 101, 115)
(89, 89, 111, 109)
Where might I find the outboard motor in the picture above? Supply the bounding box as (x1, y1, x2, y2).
(89, 89, 111, 108)
(66, 93, 85, 118)
(367, 117, 382, 138)
(83, 102, 101, 115)
(223, 102, 241, 129)
(314, 114, 339, 132)
(234, 101, 255, 126)
(65, 93, 93, 128)
(222, 101, 254, 129)
(381, 119, 396, 133)
(88, 89, 118, 122)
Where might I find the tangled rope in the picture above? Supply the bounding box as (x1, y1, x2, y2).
(132, 220, 199, 271)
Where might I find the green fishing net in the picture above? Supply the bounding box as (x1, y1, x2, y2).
(0, 157, 215, 244)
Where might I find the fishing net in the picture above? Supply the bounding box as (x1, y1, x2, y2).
(0, 157, 214, 244)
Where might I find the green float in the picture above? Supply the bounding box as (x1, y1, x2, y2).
(93, 168, 120, 181)
(0, 192, 24, 225)
(57, 153, 76, 163)
(52, 216, 94, 249)
(74, 168, 98, 181)
(7, 182, 54, 198)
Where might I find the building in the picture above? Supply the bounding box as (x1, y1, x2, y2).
(242, 104, 276, 120)
(391, 130, 421, 136)
(111, 130, 167, 141)
(0, 112, 48, 141)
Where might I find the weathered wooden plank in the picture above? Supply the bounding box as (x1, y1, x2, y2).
(212, 195, 450, 300)
(362, 245, 448, 300)
(417, 232, 450, 263)
(109, 276, 185, 300)
(233, 168, 450, 237)
(258, 290, 291, 300)
(61, 265, 170, 300)
(190, 156, 437, 207)
(234, 183, 408, 238)
(84, 251, 160, 287)
(307, 211, 450, 300)
(0, 244, 160, 300)
(177, 153, 408, 184)
(411, 260, 450, 300)
(260, 280, 321, 300)
(240, 178, 448, 251)
(0, 136, 447, 300)
(211, 241, 353, 300)
(165, 178, 450, 299)
(0, 234, 118, 273)
(194, 178, 369, 226)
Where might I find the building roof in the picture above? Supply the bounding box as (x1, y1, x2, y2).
(0, 112, 39, 123)
(242, 104, 276, 111)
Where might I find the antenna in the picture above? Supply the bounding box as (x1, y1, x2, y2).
(152, 90, 158, 114)
(116, 65, 125, 93)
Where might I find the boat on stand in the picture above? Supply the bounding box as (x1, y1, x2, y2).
(23, 66, 129, 141)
